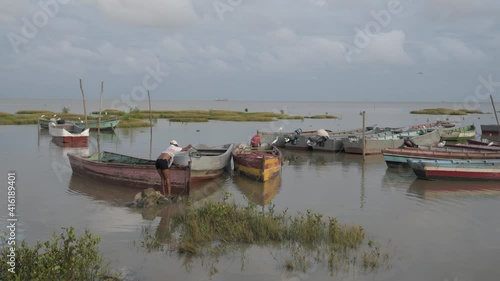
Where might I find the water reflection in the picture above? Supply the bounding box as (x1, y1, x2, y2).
(232, 174, 282, 206)
(281, 149, 340, 166)
(68, 172, 229, 209)
(408, 179, 500, 199)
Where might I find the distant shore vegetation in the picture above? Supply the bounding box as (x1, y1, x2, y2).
(0, 109, 337, 128)
(410, 108, 484, 115)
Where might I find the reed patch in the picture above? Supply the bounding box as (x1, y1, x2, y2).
(139, 193, 390, 277)
(410, 108, 484, 115)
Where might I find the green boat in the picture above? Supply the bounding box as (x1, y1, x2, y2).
(39, 118, 120, 131)
(439, 124, 476, 141)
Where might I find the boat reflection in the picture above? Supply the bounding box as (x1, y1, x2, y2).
(68, 172, 229, 217)
(232, 174, 282, 206)
(49, 138, 91, 157)
(408, 179, 500, 199)
(381, 166, 416, 189)
(281, 149, 339, 166)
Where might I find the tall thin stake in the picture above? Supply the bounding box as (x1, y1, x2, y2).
(97, 81, 104, 155)
(148, 90, 153, 159)
(491, 95, 499, 126)
(79, 79, 88, 128)
(361, 111, 366, 159)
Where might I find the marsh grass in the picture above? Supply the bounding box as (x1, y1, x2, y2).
(0, 111, 123, 126)
(410, 108, 484, 115)
(308, 114, 338, 119)
(118, 119, 152, 128)
(141, 193, 390, 277)
(0, 227, 119, 281)
(2, 108, 334, 127)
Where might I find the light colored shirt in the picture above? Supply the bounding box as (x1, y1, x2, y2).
(162, 145, 182, 167)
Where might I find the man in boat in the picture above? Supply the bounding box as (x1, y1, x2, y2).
(250, 132, 261, 147)
(156, 140, 192, 197)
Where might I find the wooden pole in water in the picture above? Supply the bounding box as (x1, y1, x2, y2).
(97, 81, 104, 155)
(361, 111, 366, 159)
(148, 90, 153, 159)
(79, 79, 88, 128)
(491, 95, 500, 126)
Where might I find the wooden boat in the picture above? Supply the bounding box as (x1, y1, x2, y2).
(39, 117, 74, 129)
(285, 128, 372, 152)
(232, 174, 282, 205)
(407, 158, 500, 180)
(258, 129, 326, 148)
(439, 124, 476, 141)
(172, 143, 235, 181)
(343, 129, 441, 155)
(467, 139, 500, 147)
(445, 143, 500, 152)
(48, 121, 89, 145)
(232, 144, 282, 182)
(382, 146, 500, 167)
(39, 117, 120, 131)
(79, 119, 121, 131)
(67, 151, 191, 193)
(481, 125, 500, 137)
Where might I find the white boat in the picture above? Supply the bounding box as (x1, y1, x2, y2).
(173, 143, 235, 181)
(48, 121, 89, 146)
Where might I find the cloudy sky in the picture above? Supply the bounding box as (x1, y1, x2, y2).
(1, 0, 499, 102)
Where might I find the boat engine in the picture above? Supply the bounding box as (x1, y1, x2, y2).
(402, 137, 418, 148)
(56, 118, 65, 124)
(307, 129, 330, 147)
(284, 128, 302, 145)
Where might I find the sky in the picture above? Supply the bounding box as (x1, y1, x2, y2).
(0, 0, 499, 102)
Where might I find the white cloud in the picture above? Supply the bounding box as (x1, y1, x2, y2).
(420, 37, 486, 63)
(225, 40, 246, 57)
(209, 59, 232, 72)
(256, 27, 412, 70)
(357, 30, 413, 65)
(439, 37, 486, 62)
(161, 36, 189, 60)
(86, 0, 198, 27)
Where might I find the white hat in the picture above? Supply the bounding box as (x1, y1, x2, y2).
(170, 140, 179, 146)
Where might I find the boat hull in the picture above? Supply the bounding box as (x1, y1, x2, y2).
(49, 122, 89, 144)
(408, 159, 500, 180)
(40, 118, 120, 131)
(481, 125, 500, 136)
(382, 147, 500, 167)
(173, 144, 235, 181)
(67, 152, 191, 193)
(232, 146, 282, 182)
(439, 125, 476, 141)
(344, 129, 441, 155)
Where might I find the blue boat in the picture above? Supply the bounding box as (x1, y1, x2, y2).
(407, 159, 500, 180)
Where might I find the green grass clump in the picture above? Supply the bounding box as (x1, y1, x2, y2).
(0, 227, 118, 281)
(308, 115, 338, 119)
(142, 193, 389, 276)
(15, 110, 55, 115)
(117, 118, 151, 128)
(410, 108, 484, 115)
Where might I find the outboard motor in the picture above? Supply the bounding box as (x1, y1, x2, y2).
(56, 118, 65, 124)
(307, 129, 330, 147)
(284, 128, 302, 145)
(402, 137, 418, 148)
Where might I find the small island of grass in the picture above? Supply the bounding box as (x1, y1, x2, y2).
(410, 108, 484, 115)
(142, 193, 390, 276)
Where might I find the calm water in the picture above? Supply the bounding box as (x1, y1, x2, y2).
(1, 100, 500, 281)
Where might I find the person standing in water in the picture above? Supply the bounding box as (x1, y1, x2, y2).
(156, 140, 192, 196)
